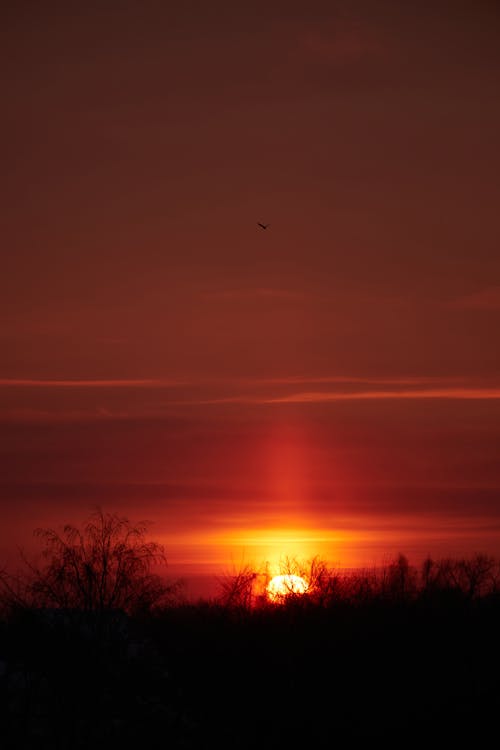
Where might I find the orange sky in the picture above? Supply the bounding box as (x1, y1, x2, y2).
(1, 1, 500, 592)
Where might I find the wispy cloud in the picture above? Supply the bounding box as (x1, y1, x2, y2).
(0, 378, 188, 388)
(262, 388, 500, 404)
(0, 374, 479, 389)
(243, 375, 463, 386)
(1, 375, 499, 422)
(178, 387, 500, 406)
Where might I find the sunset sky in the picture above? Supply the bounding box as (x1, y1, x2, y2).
(2, 1, 500, 594)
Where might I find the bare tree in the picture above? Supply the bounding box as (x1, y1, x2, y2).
(390, 553, 417, 599)
(278, 555, 336, 602)
(216, 563, 258, 610)
(456, 553, 497, 599)
(0, 508, 180, 615)
(0, 565, 30, 615)
(420, 556, 437, 593)
(377, 554, 417, 601)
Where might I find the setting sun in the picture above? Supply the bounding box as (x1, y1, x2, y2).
(267, 574, 309, 602)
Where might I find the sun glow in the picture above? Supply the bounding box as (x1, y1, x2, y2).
(215, 527, 350, 569)
(267, 574, 309, 602)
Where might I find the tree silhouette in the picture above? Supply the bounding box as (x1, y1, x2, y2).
(216, 563, 257, 609)
(1, 508, 180, 615)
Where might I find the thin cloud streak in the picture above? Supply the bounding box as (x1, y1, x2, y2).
(0, 374, 490, 389)
(265, 388, 500, 403)
(0, 378, 189, 388)
(182, 387, 500, 406)
(247, 375, 474, 386)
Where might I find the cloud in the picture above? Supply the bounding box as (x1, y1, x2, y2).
(244, 375, 461, 386)
(1, 375, 499, 423)
(0, 374, 477, 389)
(174, 386, 500, 406)
(262, 388, 500, 404)
(0, 378, 188, 388)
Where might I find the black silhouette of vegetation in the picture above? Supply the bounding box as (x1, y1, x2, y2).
(0, 509, 181, 617)
(1, 511, 500, 748)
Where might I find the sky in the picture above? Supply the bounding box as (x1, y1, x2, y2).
(1, 1, 500, 595)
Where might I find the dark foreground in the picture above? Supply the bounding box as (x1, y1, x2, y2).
(1, 590, 500, 750)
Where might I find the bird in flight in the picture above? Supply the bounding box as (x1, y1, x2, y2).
(257, 222, 270, 229)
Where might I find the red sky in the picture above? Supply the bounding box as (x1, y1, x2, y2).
(2, 1, 500, 592)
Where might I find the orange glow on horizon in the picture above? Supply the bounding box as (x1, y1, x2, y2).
(157, 511, 500, 581)
(212, 527, 350, 571)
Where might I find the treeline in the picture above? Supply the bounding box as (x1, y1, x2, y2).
(1, 512, 500, 748)
(217, 551, 500, 610)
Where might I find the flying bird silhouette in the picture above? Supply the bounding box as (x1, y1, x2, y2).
(257, 222, 270, 229)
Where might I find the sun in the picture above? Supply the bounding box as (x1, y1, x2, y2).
(266, 574, 309, 602)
